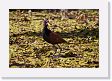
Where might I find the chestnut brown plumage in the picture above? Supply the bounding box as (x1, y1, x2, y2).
(43, 19, 66, 44)
(43, 19, 67, 57)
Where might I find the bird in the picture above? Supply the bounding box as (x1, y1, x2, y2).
(42, 18, 67, 57)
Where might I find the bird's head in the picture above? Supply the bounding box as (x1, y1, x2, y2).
(44, 18, 49, 26)
(43, 18, 52, 27)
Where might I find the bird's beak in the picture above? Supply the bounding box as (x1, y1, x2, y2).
(46, 19, 52, 26)
(47, 22, 51, 26)
(47, 21, 52, 26)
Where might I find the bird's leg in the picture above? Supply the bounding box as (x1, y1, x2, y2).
(57, 44, 62, 52)
(51, 45, 58, 58)
(53, 45, 58, 54)
(56, 44, 62, 57)
(52, 44, 63, 58)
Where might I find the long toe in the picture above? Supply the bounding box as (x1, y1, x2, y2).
(52, 54, 61, 58)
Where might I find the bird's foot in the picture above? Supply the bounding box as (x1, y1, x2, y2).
(52, 54, 61, 58)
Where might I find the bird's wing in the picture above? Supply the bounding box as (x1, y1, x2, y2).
(49, 32, 66, 44)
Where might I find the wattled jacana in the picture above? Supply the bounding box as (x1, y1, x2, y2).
(43, 18, 67, 57)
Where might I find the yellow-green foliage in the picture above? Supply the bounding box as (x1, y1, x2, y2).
(9, 9, 99, 68)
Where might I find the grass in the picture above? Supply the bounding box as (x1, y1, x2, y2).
(9, 9, 99, 68)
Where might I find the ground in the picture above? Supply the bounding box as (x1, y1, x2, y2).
(9, 9, 99, 68)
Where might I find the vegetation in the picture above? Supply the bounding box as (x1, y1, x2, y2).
(9, 9, 99, 68)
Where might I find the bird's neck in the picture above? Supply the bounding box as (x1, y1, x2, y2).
(44, 25, 48, 30)
(43, 25, 51, 36)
